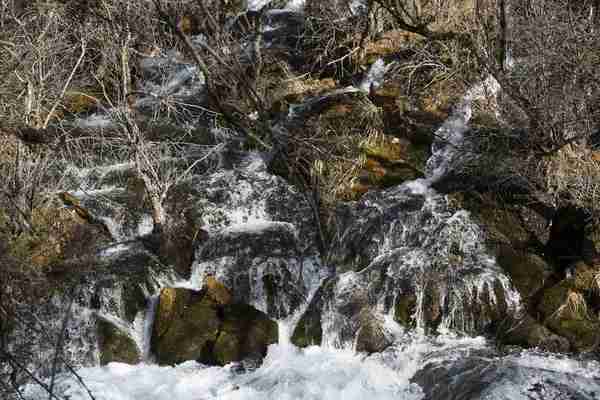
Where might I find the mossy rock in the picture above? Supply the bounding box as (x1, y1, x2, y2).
(451, 192, 530, 249)
(213, 303, 278, 365)
(495, 245, 552, 301)
(97, 318, 141, 365)
(538, 279, 600, 352)
(151, 288, 221, 365)
(151, 286, 277, 366)
(359, 137, 427, 188)
(546, 318, 600, 352)
(498, 314, 569, 353)
(205, 275, 233, 306)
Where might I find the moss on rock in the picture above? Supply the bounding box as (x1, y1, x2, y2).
(495, 245, 552, 301)
(213, 303, 278, 365)
(151, 285, 278, 366)
(97, 318, 141, 365)
(151, 287, 221, 365)
(538, 277, 600, 352)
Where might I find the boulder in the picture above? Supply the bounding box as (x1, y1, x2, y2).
(326, 184, 520, 339)
(355, 311, 391, 354)
(213, 303, 279, 365)
(151, 286, 278, 366)
(447, 191, 553, 303)
(393, 294, 417, 328)
(498, 314, 569, 353)
(538, 274, 600, 352)
(495, 245, 553, 302)
(97, 318, 141, 365)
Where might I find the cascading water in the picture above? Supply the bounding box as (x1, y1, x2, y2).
(18, 25, 600, 400)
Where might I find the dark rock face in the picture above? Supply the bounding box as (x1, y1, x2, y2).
(547, 206, 590, 270)
(151, 287, 278, 366)
(194, 221, 312, 319)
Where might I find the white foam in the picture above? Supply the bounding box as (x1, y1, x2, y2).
(23, 344, 423, 400)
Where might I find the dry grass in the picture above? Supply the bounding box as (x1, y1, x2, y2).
(544, 143, 600, 217)
(552, 289, 589, 320)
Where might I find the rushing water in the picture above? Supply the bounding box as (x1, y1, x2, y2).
(18, 48, 600, 400)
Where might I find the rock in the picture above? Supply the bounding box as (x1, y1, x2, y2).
(97, 318, 141, 365)
(9, 246, 173, 378)
(213, 303, 278, 365)
(498, 314, 570, 353)
(412, 345, 600, 400)
(538, 276, 600, 352)
(583, 222, 600, 265)
(151, 287, 221, 365)
(495, 245, 553, 301)
(193, 220, 321, 319)
(355, 311, 391, 354)
(360, 30, 422, 64)
(447, 191, 554, 303)
(205, 275, 233, 306)
(291, 279, 334, 347)
(358, 136, 427, 189)
(394, 294, 417, 328)
(151, 286, 278, 366)
(547, 206, 590, 270)
(326, 184, 519, 339)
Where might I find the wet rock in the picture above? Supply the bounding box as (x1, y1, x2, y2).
(355, 311, 391, 354)
(326, 184, 519, 341)
(151, 286, 278, 366)
(213, 303, 278, 365)
(97, 318, 141, 365)
(291, 279, 334, 347)
(356, 136, 428, 190)
(448, 191, 554, 303)
(498, 314, 570, 353)
(193, 221, 314, 319)
(495, 246, 553, 301)
(8, 247, 173, 377)
(151, 287, 221, 365)
(412, 347, 600, 400)
(583, 221, 600, 265)
(393, 294, 417, 328)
